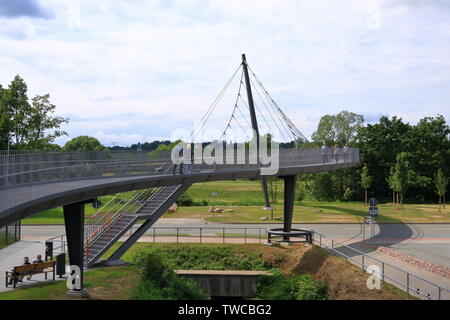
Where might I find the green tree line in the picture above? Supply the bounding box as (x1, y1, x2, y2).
(307, 111, 449, 204)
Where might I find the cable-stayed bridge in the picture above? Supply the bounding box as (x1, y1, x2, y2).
(0, 55, 359, 293)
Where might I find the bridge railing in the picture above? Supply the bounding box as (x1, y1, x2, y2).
(0, 148, 359, 188)
(313, 231, 450, 300)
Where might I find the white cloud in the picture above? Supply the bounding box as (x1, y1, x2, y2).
(0, 0, 449, 146)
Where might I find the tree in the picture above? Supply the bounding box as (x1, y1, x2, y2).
(26, 94, 68, 149)
(310, 111, 364, 202)
(360, 164, 373, 205)
(63, 136, 107, 151)
(296, 179, 306, 205)
(434, 168, 448, 211)
(0, 83, 8, 149)
(267, 177, 280, 203)
(312, 110, 364, 146)
(0, 75, 31, 148)
(387, 167, 397, 205)
(358, 116, 412, 201)
(0, 75, 68, 150)
(156, 140, 181, 151)
(391, 153, 411, 209)
(404, 115, 450, 202)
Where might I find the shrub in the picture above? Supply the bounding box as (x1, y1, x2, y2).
(134, 253, 208, 300)
(132, 245, 269, 271)
(255, 270, 328, 300)
(176, 193, 194, 206)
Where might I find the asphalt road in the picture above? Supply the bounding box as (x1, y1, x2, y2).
(21, 220, 450, 268)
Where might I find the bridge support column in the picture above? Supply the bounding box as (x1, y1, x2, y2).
(281, 175, 296, 242)
(261, 177, 271, 208)
(63, 201, 89, 298)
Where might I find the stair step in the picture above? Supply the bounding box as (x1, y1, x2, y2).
(84, 184, 183, 266)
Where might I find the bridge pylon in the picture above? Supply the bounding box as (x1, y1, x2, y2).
(63, 200, 95, 297)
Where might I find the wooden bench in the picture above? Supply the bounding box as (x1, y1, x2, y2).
(5, 261, 56, 288)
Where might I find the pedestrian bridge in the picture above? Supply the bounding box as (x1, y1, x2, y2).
(0, 147, 359, 226)
(0, 54, 360, 293)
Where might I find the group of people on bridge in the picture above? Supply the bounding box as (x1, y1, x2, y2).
(321, 143, 350, 164)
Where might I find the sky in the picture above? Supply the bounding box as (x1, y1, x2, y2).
(0, 0, 449, 146)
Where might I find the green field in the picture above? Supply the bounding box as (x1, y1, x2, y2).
(0, 243, 411, 300)
(22, 180, 450, 225)
(0, 266, 138, 300)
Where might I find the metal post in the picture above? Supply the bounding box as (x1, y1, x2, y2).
(244, 228, 247, 244)
(281, 175, 296, 242)
(382, 263, 385, 282)
(200, 228, 202, 244)
(406, 273, 410, 295)
(438, 287, 441, 300)
(320, 234, 322, 247)
(223, 228, 225, 244)
(153, 228, 156, 243)
(362, 254, 365, 271)
(258, 228, 261, 244)
(63, 201, 87, 295)
(5, 133, 10, 186)
(332, 240, 334, 249)
(176, 228, 179, 243)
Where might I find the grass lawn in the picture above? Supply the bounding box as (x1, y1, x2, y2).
(0, 266, 139, 300)
(22, 180, 450, 224)
(172, 202, 450, 224)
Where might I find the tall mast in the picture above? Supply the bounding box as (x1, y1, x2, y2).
(242, 54, 271, 209)
(242, 54, 259, 144)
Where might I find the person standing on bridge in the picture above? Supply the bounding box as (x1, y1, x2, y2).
(333, 144, 341, 163)
(321, 142, 329, 163)
(343, 143, 350, 162)
(172, 144, 184, 175)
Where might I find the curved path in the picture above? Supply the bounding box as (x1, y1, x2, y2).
(0, 160, 357, 227)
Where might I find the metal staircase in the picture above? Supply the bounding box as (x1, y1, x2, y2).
(84, 183, 190, 267)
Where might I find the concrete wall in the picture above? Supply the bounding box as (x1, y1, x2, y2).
(175, 270, 270, 298)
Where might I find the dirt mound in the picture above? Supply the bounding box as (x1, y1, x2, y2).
(255, 244, 409, 300)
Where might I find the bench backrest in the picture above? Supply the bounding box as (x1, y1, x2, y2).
(13, 261, 55, 273)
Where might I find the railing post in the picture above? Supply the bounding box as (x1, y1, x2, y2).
(331, 240, 334, 249)
(382, 262, 385, 283)
(320, 234, 322, 247)
(153, 228, 156, 243)
(244, 228, 247, 244)
(438, 287, 441, 300)
(258, 228, 261, 244)
(362, 254, 365, 271)
(176, 228, 179, 243)
(200, 228, 202, 244)
(406, 273, 410, 295)
(223, 228, 225, 244)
